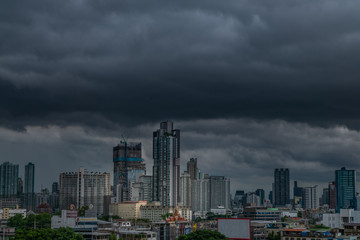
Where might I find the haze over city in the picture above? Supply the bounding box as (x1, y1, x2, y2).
(1, 0, 360, 195)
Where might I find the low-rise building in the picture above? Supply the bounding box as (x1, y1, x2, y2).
(109, 201, 147, 219)
(243, 207, 281, 221)
(0, 208, 26, 220)
(322, 209, 360, 229)
(140, 202, 191, 222)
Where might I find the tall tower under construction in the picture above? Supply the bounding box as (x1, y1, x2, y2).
(113, 141, 146, 202)
(153, 121, 180, 206)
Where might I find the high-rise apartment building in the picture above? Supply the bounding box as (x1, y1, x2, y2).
(210, 176, 230, 209)
(152, 121, 180, 206)
(302, 185, 319, 209)
(0, 162, 19, 197)
(329, 181, 336, 209)
(187, 158, 198, 180)
(24, 162, 35, 211)
(139, 175, 153, 203)
(274, 168, 290, 206)
(335, 167, 356, 211)
(255, 189, 265, 205)
(113, 142, 146, 202)
(59, 167, 111, 215)
(180, 172, 191, 207)
(191, 178, 210, 212)
(321, 187, 330, 206)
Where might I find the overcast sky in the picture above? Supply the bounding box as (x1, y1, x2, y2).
(1, 0, 360, 195)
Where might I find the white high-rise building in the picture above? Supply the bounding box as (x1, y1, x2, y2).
(191, 178, 210, 212)
(302, 185, 319, 209)
(59, 167, 111, 215)
(180, 172, 191, 207)
(210, 176, 230, 209)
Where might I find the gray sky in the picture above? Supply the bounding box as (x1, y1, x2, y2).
(1, 0, 360, 195)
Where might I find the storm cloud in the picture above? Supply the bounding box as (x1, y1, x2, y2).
(1, 0, 360, 194)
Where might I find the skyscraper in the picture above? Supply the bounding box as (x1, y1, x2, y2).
(329, 181, 336, 209)
(191, 177, 210, 212)
(152, 121, 180, 206)
(59, 167, 111, 215)
(302, 185, 319, 209)
(0, 162, 19, 197)
(335, 167, 356, 211)
(180, 172, 191, 207)
(113, 141, 146, 202)
(24, 162, 35, 211)
(274, 168, 290, 206)
(255, 189, 265, 206)
(210, 176, 230, 209)
(187, 158, 198, 180)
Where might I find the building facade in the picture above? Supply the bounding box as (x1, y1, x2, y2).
(187, 158, 198, 180)
(109, 201, 147, 219)
(59, 167, 111, 215)
(302, 185, 319, 209)
(210, 176, 230, 209)
(113, 142, 146, 202)
(335, 167, 356, 211)
(152, 121, 180, 206)
(0, 162, 19, 197)
(179, 172, 191, 207)
(274, 168, 290, 206)
(24, 162, 35, 211)
(191, 178, 210, 212)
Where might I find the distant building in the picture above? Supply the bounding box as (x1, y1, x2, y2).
(321, 187, 330, 206)
(24, 162, 35, 211)
(0, 162, 19, 197)
(191, 178, 210, 212)
(139, 175, 153, 203)
(293, 181, 303, 198)
(243, 207, 281, 221)
(255, 189, 265, 206)
(335, 167, 356, 211)
(322, 209, 360, 229)
(274, 168, 290, 206)
(302, 185, 319, 209)
(246, 192, 261, 206)
(140, 202, 191, 222)
(329, 181, 336, 209)
(179, 172, 191, 207)
(234, 190, 245, 207)
(210, 176, 230, 210)
(35, 202, 52, 214)
(187, 158, 198, 180)
(152, 121, 180, 206)
(109, 201, 147, 219)
(59, 167, 111, 215)
(0, 208, 26, 220)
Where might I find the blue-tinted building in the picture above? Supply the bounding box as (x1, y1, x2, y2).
(0, 162, 19, 197)
(335, 167, 356, 212)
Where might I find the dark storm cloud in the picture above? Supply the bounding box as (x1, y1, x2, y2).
(1, 0, 360, 129)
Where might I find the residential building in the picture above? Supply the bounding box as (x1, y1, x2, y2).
(191, 178, 210, 212)
(179, 172, 191, 207)
(0, 162, 19, 197)
(335, 167, 356, 211)
(140, 202, 191, 222)
(113, 141, 146, 202)
(0, 207, 26, 220)
(139, 175, 153, 203)
(152, 121, 180, 206)
(246, 192, 261, 206)
(293, 181, 303, 198)
(243, 207, 281, 221)
(210, 176, 230, 209)
(329, 181, 336, 209)
(255, 189, 265, 206)
(187, 158, 198, 180)
(322, 209, 360, 229)
(274, 168, 290, 206)
(302, 185, 319, 209)
(59, 167, 111, 215)
(109, 201, 147, 219)
(234, 190, 245, 207)
(24, 162, 35, 211)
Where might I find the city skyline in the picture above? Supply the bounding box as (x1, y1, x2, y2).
(2, 0, 360, 195)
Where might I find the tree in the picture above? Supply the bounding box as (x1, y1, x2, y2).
(11, 227, 84, 240)
(297, 211, 302, 218)
(268, 231, 281, 240)
(78, 206, 89, 217)
(7, 213, 52, 230)
(177, 229, 228, 240)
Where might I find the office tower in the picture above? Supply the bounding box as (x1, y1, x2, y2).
(255, 189, 265, 205)
(187, 158, 198, 180)
(152, 121, 180, 206)
(274, 168, 290, 206)
(210, 176, 230, 209)
(191, 178, 210, 212)
(59, 167, 111, 215)
(246, 192, 261, 206)
(52, 182, 59, 193)
(321, 188, 330, 206)
(113, 141, 146, 202)
(139, 175, 153, 202)
(302, 185, 319, 209)
(269, 191, 273, 204)
(0, 162, 19, 197)
(335, 167, 356, 211)
(329, 182, 336, 209)
(234, 190, 245, 207)
(17, 178, 23, 197)
(180, 172, 191, 207)
(293, 181, 303, 197)
(24, 162, 35, 211)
